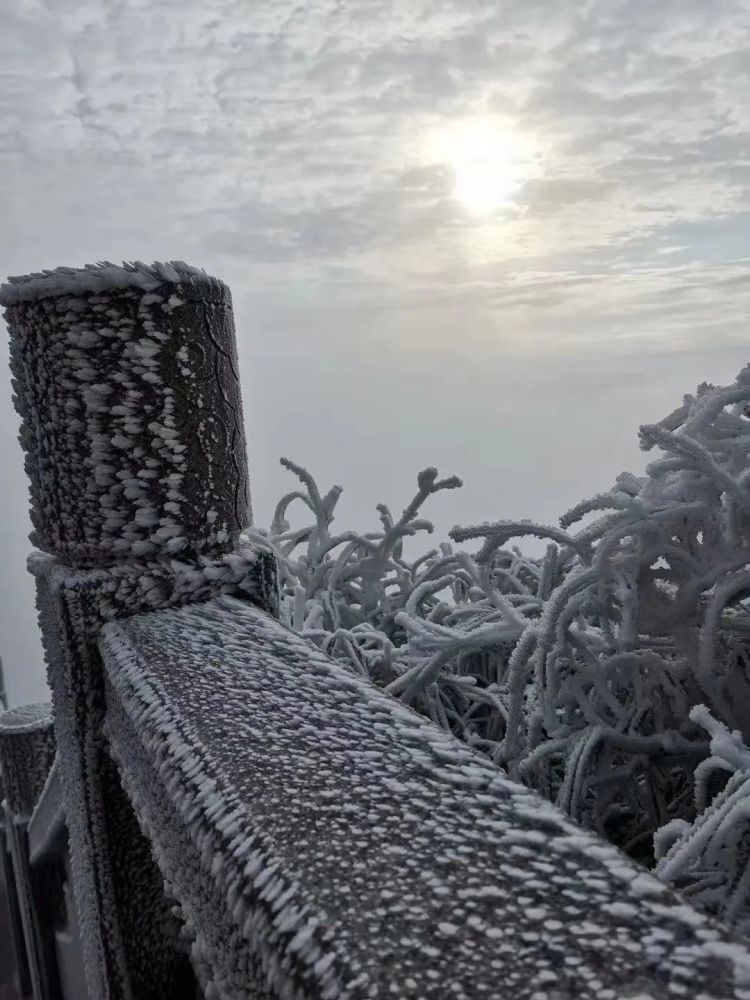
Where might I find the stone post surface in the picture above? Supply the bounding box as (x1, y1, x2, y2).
(1, 261, 277, 1000)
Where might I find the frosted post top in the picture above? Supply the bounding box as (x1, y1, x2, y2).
(0, 260, 221, 306)
(0, 702, 53, 734)
(3, 259, 251, 566)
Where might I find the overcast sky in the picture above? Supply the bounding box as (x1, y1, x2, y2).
(3, 0, 750, 705)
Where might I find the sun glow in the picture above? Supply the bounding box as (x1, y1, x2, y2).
(430, 117, 535, 216)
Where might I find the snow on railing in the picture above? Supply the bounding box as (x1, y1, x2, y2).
(2, 262, 750, 999)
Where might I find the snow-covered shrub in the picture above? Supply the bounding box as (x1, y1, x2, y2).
(246, 366, 750, 931)
(655, 705, 750, 935)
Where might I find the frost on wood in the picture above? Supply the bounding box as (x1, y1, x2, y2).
(1, 260, 251, 566)
(252, 368, 750, 934)
(100, 596, 750, 1000)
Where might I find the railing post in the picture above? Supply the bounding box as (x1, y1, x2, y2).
(0, 704, 56, 1000)
(1, 262, 277, 1000)
(4, 262, 252, 566)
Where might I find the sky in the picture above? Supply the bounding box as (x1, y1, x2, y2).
(2, 0, 750, 705)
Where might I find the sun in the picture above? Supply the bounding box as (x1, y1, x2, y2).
(430, 117, 534, 216)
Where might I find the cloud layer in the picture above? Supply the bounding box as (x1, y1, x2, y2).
(3, 0, 750, 312)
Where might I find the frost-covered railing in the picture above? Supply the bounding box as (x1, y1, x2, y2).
(3, 262, 750, 1000)
(0, 703, 61, 1000)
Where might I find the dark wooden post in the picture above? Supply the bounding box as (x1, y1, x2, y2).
(4, 262, 252, 566)
(1, 262, 276, 1000)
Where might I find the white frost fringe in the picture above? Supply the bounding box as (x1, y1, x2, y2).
(0, 260, 208, 305)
